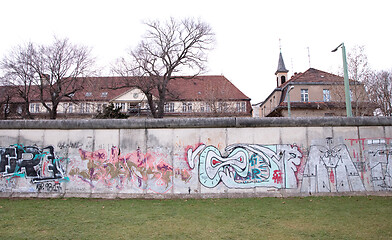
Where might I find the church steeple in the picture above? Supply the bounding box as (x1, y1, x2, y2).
(275, 51, 289, 87)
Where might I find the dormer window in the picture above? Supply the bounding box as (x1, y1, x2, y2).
(101, 92, 108, 97)
(85, 92, 92, 97)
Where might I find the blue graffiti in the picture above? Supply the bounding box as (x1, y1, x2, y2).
(0, 144, 69, 183)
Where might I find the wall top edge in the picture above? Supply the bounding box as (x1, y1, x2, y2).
(0, 117, 390, 129)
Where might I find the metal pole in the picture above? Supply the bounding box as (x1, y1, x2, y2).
(287, 86, 294, 117)
(341, 43, 353, 117)
(288, 90, 291, 117)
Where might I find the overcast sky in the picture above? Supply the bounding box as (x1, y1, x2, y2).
(1, 0, 391, 103)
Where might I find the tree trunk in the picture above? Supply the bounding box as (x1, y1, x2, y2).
(24, 102, 33, 119)
(50, 104, 58, 119)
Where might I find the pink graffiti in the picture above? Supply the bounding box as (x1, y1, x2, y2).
(70, 147, 190, 194)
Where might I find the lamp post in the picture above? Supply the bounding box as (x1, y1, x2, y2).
(332, 43, 353, 117)
(287, 85, 294, 117)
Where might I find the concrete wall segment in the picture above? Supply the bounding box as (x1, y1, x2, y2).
(0, 116, 391, 199)
(1, 117, 390, 130)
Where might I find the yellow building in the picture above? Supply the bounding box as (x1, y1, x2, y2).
(253, 52, 373, 117)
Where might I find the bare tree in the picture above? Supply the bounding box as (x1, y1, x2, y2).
(334, 45, 374, 116)
(366, 70, 392, 116)
(31, 37, 95, 119)
(114, 18, 215, 118)
(346, 45, 373, 116)
(1, 42, 37, 119)
(0, 82, 13, 119)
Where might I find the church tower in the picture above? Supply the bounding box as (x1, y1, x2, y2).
(275, 51, 289, 87)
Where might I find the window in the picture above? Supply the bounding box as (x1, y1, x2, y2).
(301, 89, 309, 102)
(35, 104, 40, 113)
(80, 103, 85, 113)
(121, 103, 125, 112)
(16, 106, 22, 114)
(182, 103, 186, 112)
(182, 102, 192, 112)
(241, 102, 246, 112)
(101, 92, 108, 97)
(206, 104, 211, 113)
(85, 103, 90, 113)
(164, 102, 174, 113)
(85, 92, 92, 97)
(200, 103, 211, 113)
(30, 104, 35, 113)
(323, 89, 331, 102)
(69, 103, 73, 113)
(350, 90, 353, 101)
(281, 76, 286, 84)
(4, 104, 10, 114)
(218, 102, 227, 112)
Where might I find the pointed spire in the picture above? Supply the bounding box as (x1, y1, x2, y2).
(275, 51, 289, 75)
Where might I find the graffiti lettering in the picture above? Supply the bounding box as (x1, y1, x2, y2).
(0, 144, 69, 183)
(69, 146, 191, 194)
(36, 182, 62, 192)
(57, 142, 83, 149)
(187, 144, 302, 189)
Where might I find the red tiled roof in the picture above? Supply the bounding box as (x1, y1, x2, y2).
(280, 68, 352, 88)
(4, 75, 250, 103)
(166, 76, 250, 101)
(73, 75, 250, 102)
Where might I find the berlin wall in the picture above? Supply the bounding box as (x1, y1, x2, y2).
(0, 117, 391, 199)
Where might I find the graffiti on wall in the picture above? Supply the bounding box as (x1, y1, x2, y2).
(69, 146, 191, 194)
(0, 144, 69, 192)
(301, 138, 365, 193)
(187, 143, 303, 189)
(1, 135, 390, 195)
(347, 137, 392, 191)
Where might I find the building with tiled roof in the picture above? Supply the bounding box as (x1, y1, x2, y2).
(253, 52, 373, 117)
(1, 75, 251, 119)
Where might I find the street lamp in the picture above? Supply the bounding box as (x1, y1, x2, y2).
(287, 85, 294, 117)
(332, 43, 353, 117)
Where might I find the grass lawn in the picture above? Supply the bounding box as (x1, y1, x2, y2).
(0, 196, 390, 239)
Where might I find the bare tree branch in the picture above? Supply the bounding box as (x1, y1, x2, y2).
(30, 37, 96, 119)
(1, 42, 37, 119)
(113, 18, 215, 118)
(366, 70, 392, 116)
